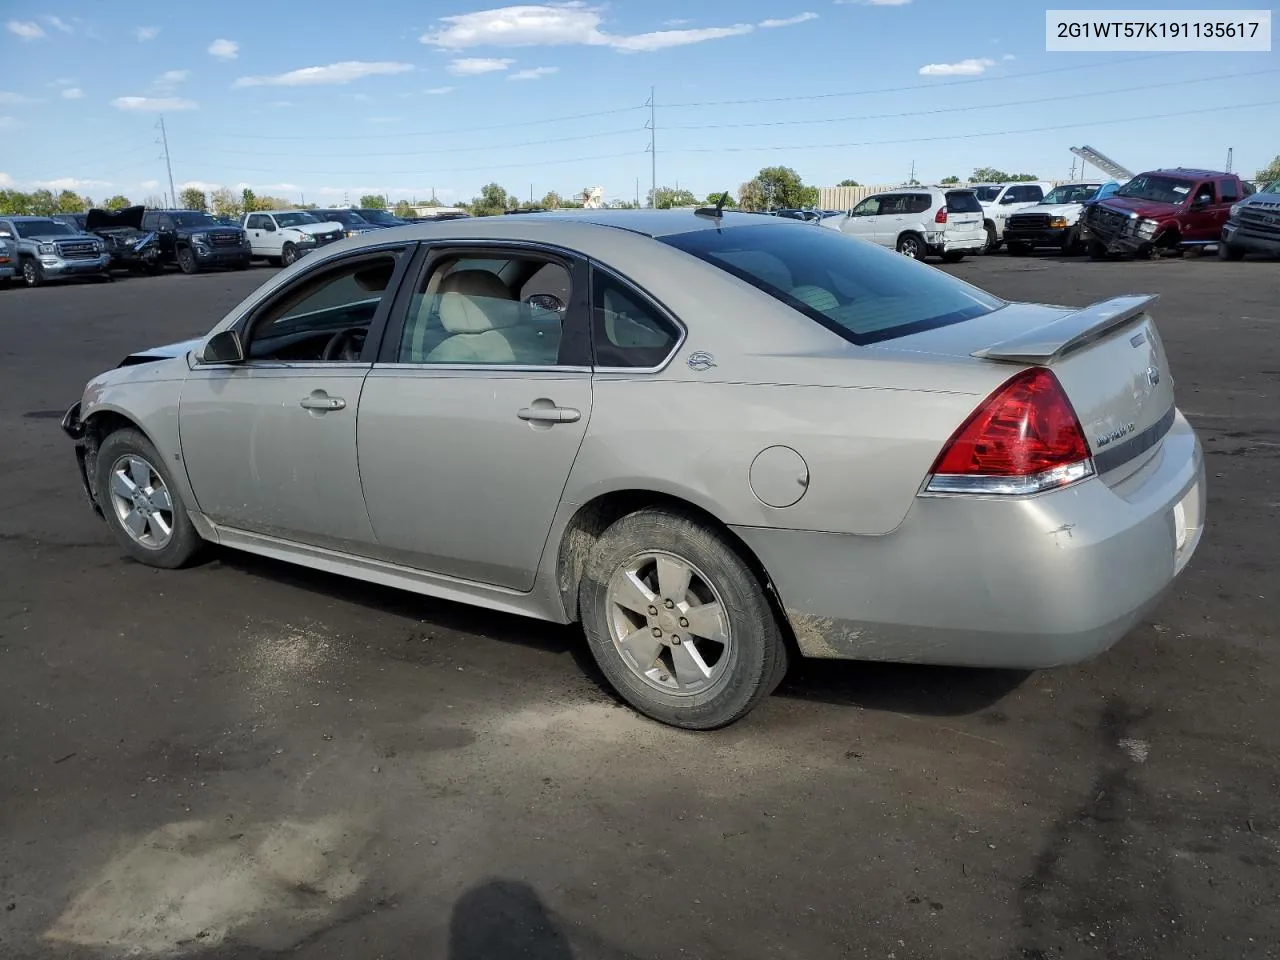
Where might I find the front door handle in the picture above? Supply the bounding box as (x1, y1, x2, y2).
(299, 392, 346, 412)
(518, 405, 580, 424)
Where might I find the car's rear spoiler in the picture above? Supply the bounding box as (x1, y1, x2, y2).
(971, 294, 1159, 365)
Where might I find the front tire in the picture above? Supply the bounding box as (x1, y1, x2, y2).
(1218, 241, 1245, 261)
(21, 259, 43, 287)
(982, 223, 999, 254)
(95, 428, 204, 569)
(281, 243, 299, 266)
(895, 232, 924, 260)
(177, 247, 199, 275)
(1088, 240, 1108, 261)
(579, 508, 788, 730)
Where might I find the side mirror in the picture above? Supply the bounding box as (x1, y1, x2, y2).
(203, 329, 245, 364)
(264, 222, 276, 232)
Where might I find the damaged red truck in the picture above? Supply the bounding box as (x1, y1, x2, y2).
(1081, 168, 1253, 260)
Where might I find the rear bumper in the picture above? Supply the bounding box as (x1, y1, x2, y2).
(1221, 221, 1280, 257)
(734, 411, 1205, 669)
(925, 229, 985, 254)
(1004, 226, 1069, 247)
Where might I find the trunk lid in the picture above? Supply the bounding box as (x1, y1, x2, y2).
(879, 296, 1176, 482)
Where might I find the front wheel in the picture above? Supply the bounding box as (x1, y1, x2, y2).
(95, 428, 204, 569)
(1218, 241, 1245, 261)
(177, 247, 199, 275)
(1062, 227, 1083, 256)
(1088, 240, 1108, 261)
(21, 259, 43, 287)
(982, 224, 999, 254)
(579, 508, 788, 730)
(895, 233, 924, 260)
(281, 243, 299, 266)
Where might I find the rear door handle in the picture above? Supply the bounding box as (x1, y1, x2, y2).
(299, 393, 346, 412)
(518, 405, 580, 424)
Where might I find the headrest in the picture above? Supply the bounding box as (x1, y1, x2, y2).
(437, 270, 519, 334)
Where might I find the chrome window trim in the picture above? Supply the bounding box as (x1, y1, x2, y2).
(369, 364, 592, 375)
(588, 261, 688, 375)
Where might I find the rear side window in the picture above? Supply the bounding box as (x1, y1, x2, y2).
(908, 194, 932, 214)
(1220, 179, 1239, 202)
(944, 191, 982, 213)
(662, 223, 1003, 346)
(591, 270, 681, 368)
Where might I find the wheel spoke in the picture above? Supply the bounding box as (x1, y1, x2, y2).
(146, 512, 172, 541)
(122, 508, 146, 538)
(149, 486, 173, 512)
(682, 601, 727, 645)
(127, 457, 152, 492)
(656, 556, 692, 603)
(612, 570, 656, 616)
(110, 470, 136, 500)
(618, 627, 663, 671)
(671, 640, 712, 688)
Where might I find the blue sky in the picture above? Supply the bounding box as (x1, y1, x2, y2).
(2, 1, 1277, 206)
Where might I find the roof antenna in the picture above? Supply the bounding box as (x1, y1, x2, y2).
(695, 191, 731, 222)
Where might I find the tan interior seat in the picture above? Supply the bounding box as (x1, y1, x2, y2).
(424, 270, 555, 365)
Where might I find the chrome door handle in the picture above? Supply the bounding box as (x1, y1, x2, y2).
(518, 406, 580, 424)
(299, 394, 345, 411)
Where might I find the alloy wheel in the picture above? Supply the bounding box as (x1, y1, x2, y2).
(899, 237, 920, 259)
(605, 551, 733, 696)
(107, 454, 174, 550)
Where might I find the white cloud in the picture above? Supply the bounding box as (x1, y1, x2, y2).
(1002, 53, 1016, 60)
(178, 180, 222, 193)
(254, 182, 300, 192)
(140, 179, 160, 190)
(0, 91, 36, 105)
(918, 57, 996, 76)
(508, 66, 559, 80)
(424, 86, 455, 95)
(0, 172, 14, 187)
(34, 177, 112, 190)
(135, 25, 159, 41)
(111, 96, 198, 112)
(448, 57, 514, 76)
(7, 20, 45, 40)
(207, 38, 239, 60)
(421, 5, 768, 53)
(234, 61, 414, 87)
(157, 69, 190, 85)
(61, 87, 85, 100)
(759, 13, 818, 27)
(45, 16, 73, 33)
(316, 185, 455, 201)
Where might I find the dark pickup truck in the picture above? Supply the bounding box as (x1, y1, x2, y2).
(140, 209, 252, 274)
(1082, 168, 1254, 259)
(82, 206, 163, 273)
(1218, 179, 1280, 259)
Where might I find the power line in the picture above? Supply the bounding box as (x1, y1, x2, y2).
(665, 68, 1280, 132)
(170, 149, 648, 178)
(666, 98, 1280, 155)
(663, 53, 1175, 108)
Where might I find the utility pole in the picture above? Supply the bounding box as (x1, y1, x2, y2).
(645, 86, 656, 207)
(635, 176, 640, 208)
(1225, 147, 1233, 173)
(157, 115, 177, 207)
(909, 160, 915, 184)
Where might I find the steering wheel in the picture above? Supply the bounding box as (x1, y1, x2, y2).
(322, 327, 367, 362)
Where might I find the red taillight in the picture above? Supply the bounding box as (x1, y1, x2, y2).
(926, 367, 1094, 495)
(934, 206, 948, 224)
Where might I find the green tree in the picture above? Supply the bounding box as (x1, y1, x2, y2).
(27, 189, 57, 215)
(703, 191, 737, 206)
(837, 179, 860, 187)
(0, 190, 30, 214)
(1257, 155, 1280, 185)
(971, 167, 1038, 183)
(738, 179, 767, 211)
(240, 188, 257, 214)
(179, 187, 208, 211)
(359, 194, 387, 209)
(55, 190, 85, 213)
(649, 186, 698, 209)
(469, 183, 511, 217)
(748, 166, 814, 209)
(939, 176, 961, 185)
(103, 194, 133, 210)
(540, 190, 563, 209)
(210, 188, 240, 218)
(393, 199, 414, 218)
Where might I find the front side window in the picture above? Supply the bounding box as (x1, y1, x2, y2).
(592, 271, 681, 369)
(1193, 182, 1216, 205)
(397, 254, 570, 365)
(850, 196, 882, 217)
(1220, 179, 1239, 203)
(1042, 184, 1099, 204)
(972, 185, 1003, 202)
(662, 223, 1003, 346)
(171, 212, 218, 228)
(244, 252, 402, 362)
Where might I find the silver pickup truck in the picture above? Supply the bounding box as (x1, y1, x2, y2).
(1218, 179, 1280, 260)
(0, 215, 112, 287)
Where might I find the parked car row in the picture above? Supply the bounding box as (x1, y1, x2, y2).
(0, 205, 423, 288)
(817, 168, 1277, 265)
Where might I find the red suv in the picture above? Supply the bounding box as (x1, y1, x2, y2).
(1082, 168, 1252, 259)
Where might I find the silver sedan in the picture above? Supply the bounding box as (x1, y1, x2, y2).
(62, 210, 1206, 729)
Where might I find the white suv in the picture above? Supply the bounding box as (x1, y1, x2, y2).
(969, 182, 1053, 252)
(828, 186, 986, 262)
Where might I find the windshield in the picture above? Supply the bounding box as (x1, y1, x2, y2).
(317, 210, 367, 225)
(275, 212, 320, 227)
(15, 219, 76, 238)
(172, 212, 219, 228)
(971, 186, 1003, 202)
(357, 209, 403, 225)
(1116, 175, 1195, 204)
(662, 222, 1003, 346)
(1041, 184, 1099, 205)
(1261, 180, 1280, 194)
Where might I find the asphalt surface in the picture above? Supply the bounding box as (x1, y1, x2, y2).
(1, 252, 1278, 960)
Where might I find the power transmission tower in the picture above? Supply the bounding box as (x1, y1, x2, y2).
(644, 86, 656, 207)
(156, 116, 177, 207)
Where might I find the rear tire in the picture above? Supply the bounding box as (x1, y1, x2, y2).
(94, 428, 204, 570)
(982, 223, 999, 254)
(1218, 241, 1245, 261)
(579, 507, 788, 730)
(895, 232, 924, 260)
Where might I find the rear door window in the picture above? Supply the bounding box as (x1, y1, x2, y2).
(1220, 179, 1239, 203)
(662, 223, 1003, 346)
(944, 191, 983, 213)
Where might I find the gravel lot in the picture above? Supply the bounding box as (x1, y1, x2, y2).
(1, 253, 1278, 960)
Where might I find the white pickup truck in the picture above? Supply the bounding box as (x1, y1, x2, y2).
(969, 182, 1054, 253)
(241, 210, 345, 266)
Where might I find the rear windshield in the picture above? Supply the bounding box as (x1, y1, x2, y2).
(662, 222, 1003, 346)
(944, 191, 982, 213)
(971, 185, 1003, 202)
